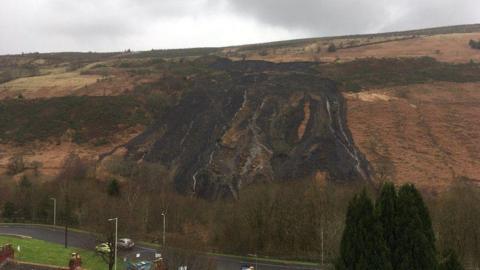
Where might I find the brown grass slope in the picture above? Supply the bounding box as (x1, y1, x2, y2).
(1, 24, 480, 192)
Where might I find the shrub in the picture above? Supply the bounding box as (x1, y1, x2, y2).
(107, 179, 121, 197)
(469, 39, 480, 49)
(2, 202, 16, 220)
(328, 43, 337, 52)
(439, 249, 464, 270)
(7, 155, 25, 175)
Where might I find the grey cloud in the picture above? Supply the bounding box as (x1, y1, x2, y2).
(224, 0, 480, 36)
(387, 0, 480, 31)
(32, 0, 225, 41)
(0, 0, 479, 54)
(0, 0, 221, 53)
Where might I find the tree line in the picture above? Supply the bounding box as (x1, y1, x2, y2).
(1, 155, 479, 268)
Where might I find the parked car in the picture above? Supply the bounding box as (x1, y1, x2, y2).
(240, 264, 254, 270)
(118, 238, 135, 249)
(95, 243, 111, 254)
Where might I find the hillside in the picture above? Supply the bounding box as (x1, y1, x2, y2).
(1, 24, 480, 196)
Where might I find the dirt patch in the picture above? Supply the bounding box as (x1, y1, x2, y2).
(0, 126, 143, 181)
(334, 33, 480, 63)
(297, 99, 311, 140)
(0, 72, 100, 99)
(345, 82, 480, 191)
(345, 92, 397, 102)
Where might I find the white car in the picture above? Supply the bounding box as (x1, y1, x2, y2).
(241, 264, 254, 270)
(118, 238, 135, 250)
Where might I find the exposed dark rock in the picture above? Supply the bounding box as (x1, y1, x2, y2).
(126, 58, 370, 198)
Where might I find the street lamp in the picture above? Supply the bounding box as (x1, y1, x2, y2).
(108, 218, 118, 270)
(161, 212, 166, 249)
(49, 198, 56, 228)
(321, 226, 324, 266)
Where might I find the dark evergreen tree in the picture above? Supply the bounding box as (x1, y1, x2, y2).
(395, 184, 437, 270)
(2, 201, 16, 220)
(107, 179, 120, 197)
(337, 190, 392, 270)
(376, 182, 397, 264)
(439, 249, 464, 270)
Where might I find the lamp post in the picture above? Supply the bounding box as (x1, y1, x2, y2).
(321, 225, 324, 266)
(108, 218, 118, 270)
(161, 212, 166, 249)
(49, 198, 56, 228)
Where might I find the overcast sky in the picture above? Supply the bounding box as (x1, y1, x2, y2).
(1, 0, 479, 54)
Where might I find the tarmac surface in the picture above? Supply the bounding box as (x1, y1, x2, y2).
(0, 224, 327, 270)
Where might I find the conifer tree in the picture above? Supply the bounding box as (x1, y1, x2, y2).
(337, 190, 392, 270)
(107, 178, 120, 197)
(376, 182, 397, 264)
(395, 184, 437, 270)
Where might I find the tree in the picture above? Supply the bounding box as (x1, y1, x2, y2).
(394, 184, 437, 270)
(17, 176, 33, 220)
(6, 155, 25, 175)
(375, 182, 397, 264)
(328, 43, 337, 53)
(434, 178, 480, 266)
(2, 202, 16, 220)
(97, 232, 116, 270)
(57, 153, 87, 182)
(469, 39, 480, 49)
(439, 249, 464, 270)
(107, 179, 120, 197)
(337, 190, 391, 270)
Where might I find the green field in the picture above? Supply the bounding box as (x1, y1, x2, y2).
(0, 235, 116, 270)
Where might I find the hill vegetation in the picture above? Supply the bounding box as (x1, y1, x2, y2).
(0, 95, 150, 144)
(0, 23, 480, 267)
(318, 57, 480, 91)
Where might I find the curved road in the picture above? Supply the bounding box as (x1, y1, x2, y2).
(0, 224, 327, 270)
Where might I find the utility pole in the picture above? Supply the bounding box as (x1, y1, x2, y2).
(49, 198, 56, 228)
(161, 211, 166, 249)
(64, 193, 69, 248)
(64, 220, 68, 248)
(108, 218, 118, 270)
(321, 225, 324, 266)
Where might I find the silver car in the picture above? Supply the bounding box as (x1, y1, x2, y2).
(118, 238, 135, 250)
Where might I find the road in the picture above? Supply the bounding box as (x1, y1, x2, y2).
(0, 224, 327, 270)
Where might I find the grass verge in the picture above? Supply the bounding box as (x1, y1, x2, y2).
(0, 235, 115, 270)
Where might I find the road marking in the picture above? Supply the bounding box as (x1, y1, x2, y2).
(0, 233, 33, 239)
(207, 255, 322, 270)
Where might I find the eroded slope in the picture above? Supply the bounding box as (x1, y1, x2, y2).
(126, 59, 370, 198)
